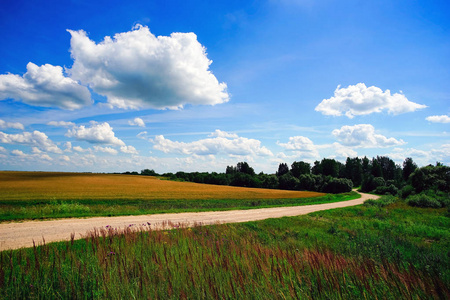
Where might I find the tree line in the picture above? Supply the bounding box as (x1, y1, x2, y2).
(126, 156, 449, 197)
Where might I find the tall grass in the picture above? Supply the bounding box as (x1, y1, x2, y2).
(1, 200, 449, 299)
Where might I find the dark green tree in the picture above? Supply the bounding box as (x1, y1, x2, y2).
(402, 157, 417, 181)
(291, 161, 311, 178)
(276, 163, 290, 177)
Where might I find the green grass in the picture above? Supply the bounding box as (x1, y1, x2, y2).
(1, 197, 448, 299)
(0, 192, 358, 222)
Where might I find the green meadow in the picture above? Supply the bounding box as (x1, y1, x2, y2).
(1, 196, 449, 299)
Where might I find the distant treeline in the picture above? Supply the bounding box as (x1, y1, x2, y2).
(123, 156, 449, 197)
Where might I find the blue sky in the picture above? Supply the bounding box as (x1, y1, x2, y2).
(0, 0, 449, 173)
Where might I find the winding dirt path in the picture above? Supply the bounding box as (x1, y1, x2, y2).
(0, 191, 379, 251)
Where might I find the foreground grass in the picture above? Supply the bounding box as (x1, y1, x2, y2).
(1, 197, 448, 299)
(0, 193, 356, 222)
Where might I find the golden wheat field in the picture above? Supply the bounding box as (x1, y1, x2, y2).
(0, 171, 324, 201)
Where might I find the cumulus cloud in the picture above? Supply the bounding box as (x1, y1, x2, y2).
(0, 119, 24, 130)
(332, 124, 405, 148)
(128, 117, 146, 127)
(47, 121, 76, 127)
(151, 130, 272, 157)
(277, 136, 320, 159)
(93, 146, 118, 155)
(0, 62, 91, 109)
(0, 130, 62, 153)
(73, 145, 89, 152)
(66, 121, 125, 146)
(209, 129, 238, 138)
(120, 145, 138, 154)
(67, 25, 229, 109)
(0, 146, 6, 153)
(315, 83, 427, 118)
(426, 115, 450, 123)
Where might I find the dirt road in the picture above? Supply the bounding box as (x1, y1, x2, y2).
(0, 192, 379, 251)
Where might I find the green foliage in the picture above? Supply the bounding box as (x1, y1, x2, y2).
(364, 195, 397, 207)
(321, 177, 353, 193)
(374, 184, 399, 196)
(407, 194, 442, 208)
(400, 184, 415, 198)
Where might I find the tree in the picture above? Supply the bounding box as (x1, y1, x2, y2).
(291, 161, 311, 178)
(402, 157, 417, 181)
(236, 162, 255, 176)
(278, 173, 299, 190)
(276, 163, 290, 177)
(344, 157, 362, 186)
(141, 169, 157, 176)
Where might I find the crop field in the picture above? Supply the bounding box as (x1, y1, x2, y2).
(0, 171, 347, 222)
(0, 171, 323, 201)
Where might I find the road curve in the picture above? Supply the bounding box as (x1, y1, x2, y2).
(0, 191, 379, 251)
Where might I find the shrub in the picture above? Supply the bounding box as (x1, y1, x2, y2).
(400, 185, 415, 199)
(322, 178, 353, 194)
(407, 194, 442, 208)
(364, 195, 397, 208)
(374, 184, 398, 196)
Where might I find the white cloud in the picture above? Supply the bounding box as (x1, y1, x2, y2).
(120, 145, 138, 154)
(67, 25, 229, 109)
(128, 117, 146, 127)
(209, 129, 239, 138)
(47, 121, 76, 127)
(277, 136, 320, 159)
(11, 149, 26, 157)
(426, 115, 450, 123)
(315, 83, 427, 118)
(327, 142, 358, 159)
(93, 146, 118, 155)
(66, 121, 125, 146)
(151, 131, 273, 157)
(386, 145, 450, 166)
(0, 146, 6, 153)
(73, 145, 89, 152)
(0, 130, 62, 153)
(0, 62, 91, 110)
(0, 119, 24, 130)
(332, 124, 405, 148)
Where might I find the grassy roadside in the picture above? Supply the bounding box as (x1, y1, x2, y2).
(0, 192, 358, 222)
(1, 196, 448, 299)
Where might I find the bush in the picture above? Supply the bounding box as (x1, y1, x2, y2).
(321, 178, 353, 194)
(400, 185, 415, 199)
(364, 195, 397, 208)
(374, 184, 398, 196)
(407, 194, 442, 208)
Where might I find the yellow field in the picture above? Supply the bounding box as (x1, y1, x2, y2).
(0, 171, 324, 201)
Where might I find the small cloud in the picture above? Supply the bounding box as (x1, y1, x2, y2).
(128, 117, 145, 127)
(209, 129, 238, 138)
(0, 130, 62, 153)
(0, 62, 91, 109)
(120, 145, 138, 154)
(332, 124, 405, 148)
(0, 119, 24, 130)
(93, 146, 118, 155)
(277, 136, 320, 159)
(66, 121, 125, 146)
(47, 121, 76, 127)
(73, 145, 89, 152)
(11, 149, 26, 156)
(315, 83, 427, 118)
(426, 115, 450, 124)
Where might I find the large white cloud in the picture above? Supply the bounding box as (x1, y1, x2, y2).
(0, 62, 91, 109)
(67, 25, 229, 109)
(277, 136, 320, 159)
(426, 115, 450, 123)
(66, 121, 125, 146)
(0, 119, 24, 130)
(151, 131, 273, 157)
(315, 83, 427, 118)
(0, 130, 62, 153)
(332, 124, 405, 148)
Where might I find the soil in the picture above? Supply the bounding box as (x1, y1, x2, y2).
(0, 191, 379, 251)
